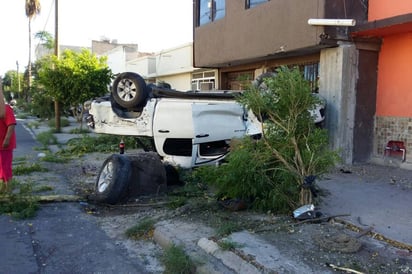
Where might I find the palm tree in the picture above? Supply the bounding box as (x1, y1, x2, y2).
(25, 0, 41, 102)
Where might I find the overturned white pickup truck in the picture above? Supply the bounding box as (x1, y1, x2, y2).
(87, 72, 325, 204)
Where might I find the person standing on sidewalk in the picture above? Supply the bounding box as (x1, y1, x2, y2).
(0, 93, 16, 192)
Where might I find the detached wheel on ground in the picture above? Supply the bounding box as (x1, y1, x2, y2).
(94, 154, 132, 204)
(112, 72, 148, 109)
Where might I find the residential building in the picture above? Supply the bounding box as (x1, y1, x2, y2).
(35, 44, 89, 60)
(142, 42, 196, 91)
(92, 40, 152, 75)
(99, 41, 217, 92)
(193, 0, 383, 165)
(352, 0, 412, 165)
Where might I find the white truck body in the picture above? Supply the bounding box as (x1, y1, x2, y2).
(89, 95, 262, 168)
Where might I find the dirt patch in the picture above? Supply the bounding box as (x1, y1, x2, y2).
(54, 153, 412, 273)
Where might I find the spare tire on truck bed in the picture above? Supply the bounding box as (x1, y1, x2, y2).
(112, 72, 148, 109)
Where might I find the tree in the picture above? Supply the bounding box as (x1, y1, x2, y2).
(37, 49, 113, 129)
(35, 30, 55, 50)
(238, 67, 339, 206)
(196, 67, 339, 213)
(25, 0, 41, 102)
(2, 71, 24, 100)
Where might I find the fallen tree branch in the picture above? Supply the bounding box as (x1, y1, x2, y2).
(356, 227, 373, 238)
(293, 214, 351, 225)
(0, 194, 84, 203)
(101, 201, 171, 208)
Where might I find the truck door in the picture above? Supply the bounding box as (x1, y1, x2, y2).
(153, 99, 194, 158)
(191, 102, 247, 166)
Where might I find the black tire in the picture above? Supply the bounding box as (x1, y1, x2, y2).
(164, 164, 182, 186)
(94, 154, 132, 204)
(112, 72, 148, 108)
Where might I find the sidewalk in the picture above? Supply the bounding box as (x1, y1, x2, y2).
(317, 164, 412, 247)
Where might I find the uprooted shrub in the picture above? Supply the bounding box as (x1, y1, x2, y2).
(194, 66, 339, 213)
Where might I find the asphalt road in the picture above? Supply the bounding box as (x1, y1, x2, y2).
(14, 120, 39, 159)
(0, 121, 148, 274)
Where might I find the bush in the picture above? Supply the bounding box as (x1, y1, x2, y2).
(48, 117, 70, 128)
(27, 86, 55, 119)
(161, 245, 195, 274)
(36, 130, 58, 147)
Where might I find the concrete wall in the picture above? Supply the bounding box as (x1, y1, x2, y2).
(153, 43, 193, 77)
(106, 47, 126, 74)
(368, 0, 412, 20)
(126, 56, 156, 78)
(157, 73, 193, 91)
(319, 44, 358, 164)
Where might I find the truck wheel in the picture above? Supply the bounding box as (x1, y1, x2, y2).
(112, 72, 148, 108)
(94, 154, 132, 204)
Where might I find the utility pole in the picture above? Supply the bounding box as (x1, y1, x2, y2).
(16, 61, 20, 96)
(54, 0, 61, 132)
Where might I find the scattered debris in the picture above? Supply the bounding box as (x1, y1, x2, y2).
(355, 227, 373, 238)
(293, 204, 321, 220)
(325, 262, 365, 274)
(313, 232, 362, 253)
(293, 213, 351, 225)
(340, 168, 352, 174)
(219, 198, 247, 211)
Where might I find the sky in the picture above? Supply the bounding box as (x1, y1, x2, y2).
(0, 0, 193, 76)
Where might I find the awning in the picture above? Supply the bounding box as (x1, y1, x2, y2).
(352, 13, 412, 38)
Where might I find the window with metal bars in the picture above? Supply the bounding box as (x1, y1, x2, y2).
(245, 0, 269, 9)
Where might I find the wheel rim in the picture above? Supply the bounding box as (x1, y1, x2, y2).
(117, 78, 137, 102)
(97, 161, 113, 193)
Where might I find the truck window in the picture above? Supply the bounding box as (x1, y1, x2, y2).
(163, 138, 192, 156)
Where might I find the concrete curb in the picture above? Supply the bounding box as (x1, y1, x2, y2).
(197, 237, 261, 274)
(153, 220, 266, 274)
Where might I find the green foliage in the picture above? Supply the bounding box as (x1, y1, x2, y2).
(13, 163, 48, 176)
(27, 84, 54, 119)
(125, 217, 156, 240)
(218, 240, 243, 251)
(193, 138, 299, 212)
(36, 49, 113, 118)
(35, 31, 55, 50)
(32, 185, 54, 193)
(161, 245, 196, 274)
(1, 70, 24, 96)
(168, 196, 187, 209)
(58, 135, 138, 156)
(196, 67, 339, 212)
(48, 117, 70, 128)
(69, 128, 90, 134)
(36, 130, 58, 147)
(0, 180, 40, 219)
(216, 221, 241, 237)
(40, 153, 70, 163)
